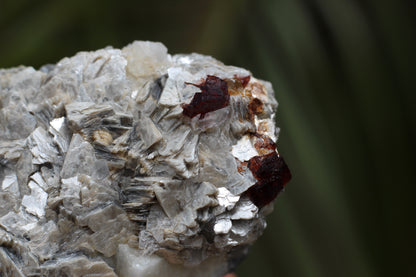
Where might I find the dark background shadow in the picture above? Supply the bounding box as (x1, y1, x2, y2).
(1, 0, 415, 276)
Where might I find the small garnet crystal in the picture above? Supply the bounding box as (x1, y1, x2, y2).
(244, 153, 291, 208)
(182, 75, 230, 119)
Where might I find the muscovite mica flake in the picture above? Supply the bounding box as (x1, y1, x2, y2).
(0, 41, 291, 277)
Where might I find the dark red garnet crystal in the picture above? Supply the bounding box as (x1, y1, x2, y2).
(182, 75, 230, 119)
(244, 152, 291, 208)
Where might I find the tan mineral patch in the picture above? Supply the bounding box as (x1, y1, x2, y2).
(93, 130, 113, 146)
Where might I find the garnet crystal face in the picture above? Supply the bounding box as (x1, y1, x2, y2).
(245, 153, 291, 208)
(0, 41, 290, 277)
(182, 75, 230, 119)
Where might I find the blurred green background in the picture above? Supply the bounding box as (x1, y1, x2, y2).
(1, 0, 415, 276)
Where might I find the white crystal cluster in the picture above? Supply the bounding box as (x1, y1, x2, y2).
(0, 41, 281, 277)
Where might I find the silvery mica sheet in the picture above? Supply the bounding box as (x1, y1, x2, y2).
(0, 41, 291, 277)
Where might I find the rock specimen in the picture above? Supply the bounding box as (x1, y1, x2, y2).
(0, 41, 291, 277)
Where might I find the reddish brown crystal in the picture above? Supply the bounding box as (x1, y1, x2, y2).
(253, 133, 276, 152)
(248, 98, 264, 115)
(234, 75, 251, 88)
(182, 75, 230, 119)
(226, 75, 251, 96)
(244, 152, 291, 208)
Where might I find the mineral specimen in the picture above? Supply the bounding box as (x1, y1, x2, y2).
(0, 41, 291, 277)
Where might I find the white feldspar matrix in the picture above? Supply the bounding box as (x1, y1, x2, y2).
(0, 41, 291, 277)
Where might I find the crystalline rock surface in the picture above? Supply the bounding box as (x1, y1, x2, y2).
(0, 41, 291, 277)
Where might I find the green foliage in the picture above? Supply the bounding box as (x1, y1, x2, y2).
(1, 0, 414, 275)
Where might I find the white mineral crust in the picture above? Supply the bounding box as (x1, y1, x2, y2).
(0, 41, 286, 277)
